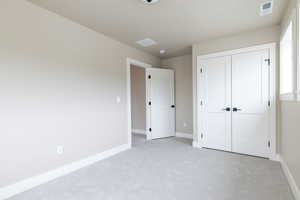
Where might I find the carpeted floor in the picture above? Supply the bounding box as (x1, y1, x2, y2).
(9, 134, 294, 200)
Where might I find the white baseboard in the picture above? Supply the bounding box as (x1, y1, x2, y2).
(175, 132, 193, 139)
(132, 129, 147, 135)
(270, 154, 281, 162)
(192, 141, 202, 148)
(0, 143, 131, 200)
(133, 130, 192, 139)
(278, 155, 300, 200)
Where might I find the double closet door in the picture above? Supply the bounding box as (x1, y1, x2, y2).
(199, 49, 270, 158)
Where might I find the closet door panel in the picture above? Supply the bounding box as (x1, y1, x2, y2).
(200, 56, 231, 151)
(231, 50, 270, 157)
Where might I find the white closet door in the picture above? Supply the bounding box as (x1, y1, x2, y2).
(201, 56, 231, 151)
(231, 50, 270, 157)
(147, 68, 175, 139)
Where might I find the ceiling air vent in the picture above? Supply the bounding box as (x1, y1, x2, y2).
(260, 1, 273, 16)
(136, 38, 157, 47)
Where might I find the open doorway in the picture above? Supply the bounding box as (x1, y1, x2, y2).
(126, 58, 152, 147)
(126, 58, 176, 147)
(130, 64, 147, 146)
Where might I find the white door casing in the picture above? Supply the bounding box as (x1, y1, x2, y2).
(146, 68, 175, 139)
(127, 58, 152, 146)
(196, 44, 276, 159)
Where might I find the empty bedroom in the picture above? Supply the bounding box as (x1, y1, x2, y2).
(0, 0, 299, 200)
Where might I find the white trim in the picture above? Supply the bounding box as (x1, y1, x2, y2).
(271, 154, 281, 162)
(132, 129, 147, 135)
(175, 132, 193, 139)
(193, 141, 202, 148)
(192, 45, 198, 145)
(195, 43, 277, 160)
(127, 58, 152, 69)
(0, 144, 130, 200)
(126, 58, 152, 146)
(294, 0, 300, 93)
(280, 92, 300, 101)
(197, 43, 276, 60)
(268, 43, 277, 161)
(196, 56, 205, 149)
(145, 69, 152, 140)
(278, 155, 300, 200)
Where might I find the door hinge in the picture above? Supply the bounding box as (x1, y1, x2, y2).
(148, 101, 151, 106)
(268, 100, 271, 107)
(201, 133, 204, 139)
(268, 141, 271, 148)
(148, 75, 151, 79)
(149, 128, 152, 132)
(265, 59, 271, 66)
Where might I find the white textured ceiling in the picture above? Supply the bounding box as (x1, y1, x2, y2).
(28, 0, 289, 58)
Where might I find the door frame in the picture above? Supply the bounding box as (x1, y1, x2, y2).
(195, 43, 277, 160)
(126, 58, 152, 147)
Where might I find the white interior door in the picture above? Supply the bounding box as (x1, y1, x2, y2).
(200, 56, 232, 151)
(231, 50, 270, 157)
(146, 68, 175, 139)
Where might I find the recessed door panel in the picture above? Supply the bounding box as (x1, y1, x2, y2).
(201, 56, 231, 151)
(231, 50, 269, 157)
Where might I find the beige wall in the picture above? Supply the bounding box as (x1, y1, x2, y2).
(192, 25, 281, 140)
(161, 55, 193, 134)
(0, 0, 160, 187)
(280, 101, 300, 190)
(280, 0, 300, 193)
(130, 65, 146, 131)
(193, 26, 281, 56)
(281, 0, 298, 37)
(1, 0, 296, 192)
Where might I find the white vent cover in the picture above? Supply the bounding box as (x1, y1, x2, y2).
(260, 1, 273, 16)
(160, 50, 166, 54)
(136, 38, 157, 47)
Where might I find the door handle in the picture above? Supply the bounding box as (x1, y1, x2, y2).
(171, 105, 175, 108)
(232, 107, 242, 112)
(222, 107, 231, 112)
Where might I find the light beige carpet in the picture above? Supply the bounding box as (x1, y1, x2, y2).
(9, 135, 294, 200)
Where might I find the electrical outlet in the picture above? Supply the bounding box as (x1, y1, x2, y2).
(57, 146, 64, 155)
